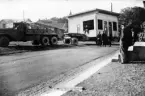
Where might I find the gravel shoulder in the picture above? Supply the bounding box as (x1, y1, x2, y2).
(63, 62, 145, 96)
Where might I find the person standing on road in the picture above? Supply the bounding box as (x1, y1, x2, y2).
(108, 35, 112, 47)
(96, 32, 102, 46)
(120, 24, 133, 63)
(102, 31, 108, 47)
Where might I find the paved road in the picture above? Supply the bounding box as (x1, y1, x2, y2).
(0, 44, 118, 96)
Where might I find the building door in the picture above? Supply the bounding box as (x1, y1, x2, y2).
(109, 22, 112, 38)
(104, 21, 108, 34)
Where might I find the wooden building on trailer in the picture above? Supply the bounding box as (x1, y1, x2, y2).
(67, 8, 120, 41)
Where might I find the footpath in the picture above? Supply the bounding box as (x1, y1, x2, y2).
(62, 55, 145, 95)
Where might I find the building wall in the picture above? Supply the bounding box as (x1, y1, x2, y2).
(68, 11, 119, 38)
(96, 13, 119, 37)
(0, 21, 14, 28)
(68, 11, 97, 37)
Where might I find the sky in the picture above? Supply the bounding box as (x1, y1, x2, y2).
(0, 0, 144, 22)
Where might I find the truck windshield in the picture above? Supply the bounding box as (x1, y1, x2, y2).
(13, 23, 19, 29)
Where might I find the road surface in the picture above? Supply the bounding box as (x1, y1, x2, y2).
(0, 44, 118, 96)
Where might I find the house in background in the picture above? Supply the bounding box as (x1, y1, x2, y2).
(0, 19, 15, 28)
(0, 19, 32, 29)
(67, 8, 120, 41)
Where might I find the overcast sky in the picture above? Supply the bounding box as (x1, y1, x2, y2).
(0, 0, 144, 22)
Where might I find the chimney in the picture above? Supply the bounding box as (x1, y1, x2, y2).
(143, 1, 145, 7)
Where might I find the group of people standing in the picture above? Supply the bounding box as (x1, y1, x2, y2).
(96, 31, 111, 47)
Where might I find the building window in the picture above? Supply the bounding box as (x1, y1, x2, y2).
(113, 22, 117, 31)
(83, 20, 94, 30)
(98, 19, 103, 30)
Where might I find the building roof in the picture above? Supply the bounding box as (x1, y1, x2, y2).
(68, 8, 120, 18)
(0, 19, 16, 24)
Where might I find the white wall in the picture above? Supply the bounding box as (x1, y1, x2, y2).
(68, 11, 97, 37)
(96, 13, 118, 37)
(0, 22, 14, 28)
(68, 11, 119, 38)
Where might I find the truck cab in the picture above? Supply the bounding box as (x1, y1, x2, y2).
(0, 22, 59, 47)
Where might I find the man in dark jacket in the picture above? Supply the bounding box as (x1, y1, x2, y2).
(102, 31, 108, 47)
(120, 24, 133, 63)
(96, 32, 102, 46)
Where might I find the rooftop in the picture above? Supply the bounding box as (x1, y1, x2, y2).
(68, 8, 120, 18)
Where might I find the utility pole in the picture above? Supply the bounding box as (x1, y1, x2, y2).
(69, 10, 72, 15)
(111, 3, 113, 12)
(23, 10, 25, 22)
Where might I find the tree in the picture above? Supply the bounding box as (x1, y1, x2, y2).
(50, 17, 68, 23)
(119, 7, 145, 26)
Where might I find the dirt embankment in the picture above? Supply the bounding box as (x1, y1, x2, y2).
(0, 41, 119, 56)
(0, 41, 80, 55)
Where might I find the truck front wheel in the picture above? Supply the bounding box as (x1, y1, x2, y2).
(49, 36, 58, 45)
(0, 36, 10, 47)
(40, 36, 49, 46)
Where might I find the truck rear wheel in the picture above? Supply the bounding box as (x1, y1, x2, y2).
(40, 36, 49, 46)
(63, 38, 71, 44)
(71, 38, 78, 45)
(49, 36, 58, 45)
(0, 36, 10, 47)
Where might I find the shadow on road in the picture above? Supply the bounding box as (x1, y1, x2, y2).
(0, 44, 79, 56)
(85, 43, 119, 46)
(113, 61, 145, 64)
(8, 42, 119, 51)
(7, 44, 76, 51)
(0, 41, 119, 56)
(127, 61, 145, 64)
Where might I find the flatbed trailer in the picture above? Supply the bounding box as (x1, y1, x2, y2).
(63, 33, 111, 46)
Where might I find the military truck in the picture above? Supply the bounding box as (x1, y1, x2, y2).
(0, 22, 58, 47)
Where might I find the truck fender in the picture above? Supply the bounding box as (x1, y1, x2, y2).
(0, 36, 10, 47)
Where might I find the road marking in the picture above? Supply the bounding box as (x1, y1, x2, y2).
(40, 51, 119, 96)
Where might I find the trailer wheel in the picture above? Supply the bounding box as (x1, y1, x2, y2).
(71, 38, 78, 45)
(63, 38, 72, 44)
(32, 40, 40, 45)
(40, 36, 49, 46)
(0, 36, 10, 47)
(49, 36, 58, 45)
